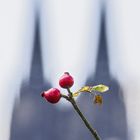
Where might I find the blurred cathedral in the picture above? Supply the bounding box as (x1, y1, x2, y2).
(10, 15, 128, 140)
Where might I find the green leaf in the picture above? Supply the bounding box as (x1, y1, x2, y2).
(92, 84, 109, 93)
(73, 84, 109, 97)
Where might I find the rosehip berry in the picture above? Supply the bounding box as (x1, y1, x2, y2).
(41, 88, 61, 104)
(59, 72, 74, 88)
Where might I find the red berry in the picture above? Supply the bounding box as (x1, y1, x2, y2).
(41, 88, 61, 104)
(59, 72, 74, 88)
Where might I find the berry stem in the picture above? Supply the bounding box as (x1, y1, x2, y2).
(61, 94, 70, 101)
(67, 88, 73, 98)
(61, 89, 101, 140)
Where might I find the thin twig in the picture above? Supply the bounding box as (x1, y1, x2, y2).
(70, 98, 100, 140)
(61, 94, 70, 101)
(61, 89, 101, 140)
(67, 88, 73, 97)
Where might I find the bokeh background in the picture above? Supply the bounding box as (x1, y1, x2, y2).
(10, 16, 128, 140)
(1, 1, 140, 140)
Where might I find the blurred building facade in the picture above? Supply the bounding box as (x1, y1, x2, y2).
(10, 16, 128, 140)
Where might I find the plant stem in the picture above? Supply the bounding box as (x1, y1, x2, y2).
(67, 88, 73, 97)
(70, 98, 100, 140)
(62, 89, 101, 140)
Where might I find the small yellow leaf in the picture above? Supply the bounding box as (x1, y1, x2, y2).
(92, 84, 109, 93)
(93, 95, 103, 105)
(79, 86, 92, 93)
(73, 86, 92, 97)
(73, 92, 79, 97)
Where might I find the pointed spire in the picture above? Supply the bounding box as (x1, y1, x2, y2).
(94, 13, 110, 81)
(29, 18, 44, 86)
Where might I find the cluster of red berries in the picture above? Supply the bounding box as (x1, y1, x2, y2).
(41, 72, 74, 104)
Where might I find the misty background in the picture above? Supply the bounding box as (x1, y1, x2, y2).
(10, 15, 128, 140)
(1, 0, 140, 140)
